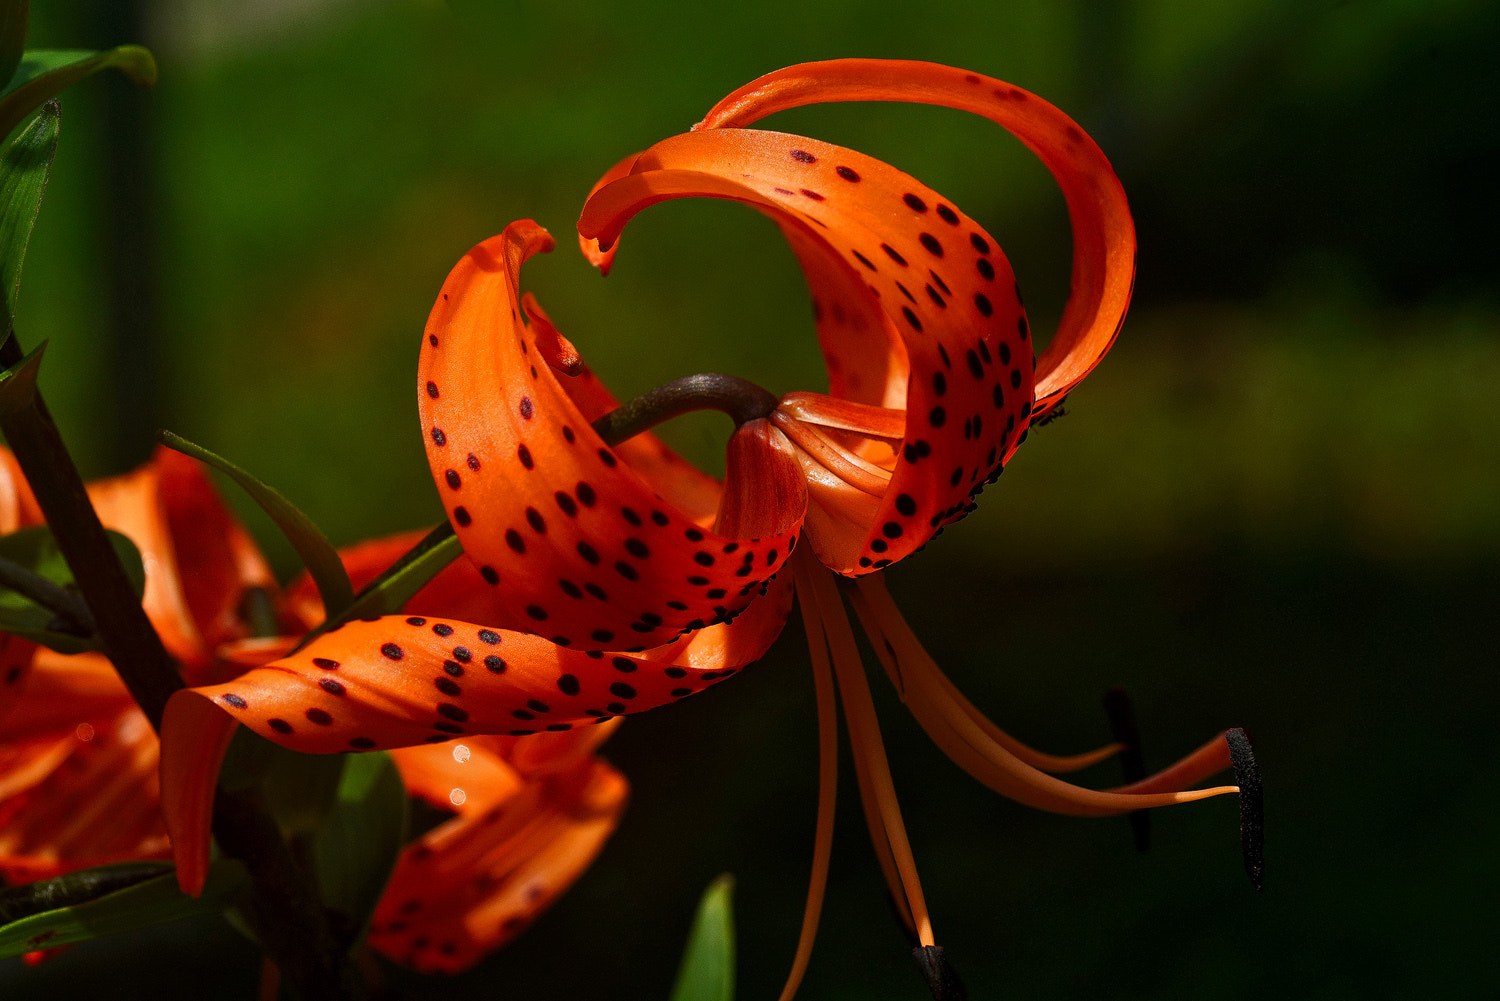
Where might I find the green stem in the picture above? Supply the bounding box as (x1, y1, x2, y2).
(212, 788, 367, 1000)
(0, 333, 181, 728)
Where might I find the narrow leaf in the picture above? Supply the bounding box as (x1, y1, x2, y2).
(0, 524, 144, 653)
(0, 45, 155, 142)
(0, 334, 40, 414)
(304, 522, 462, 647)
(0, 859, 246, 958)
(158, 429, 355, 617)
(315, 751, 407, 948)
(0, 2, 28, 116)
(0, 95, 54, 339)
(0, 862, 169, 925)
(669, 875, 736, 1001)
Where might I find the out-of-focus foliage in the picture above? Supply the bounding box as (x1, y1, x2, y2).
(3, 0, 1494, 999)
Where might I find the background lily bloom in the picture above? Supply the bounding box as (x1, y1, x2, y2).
(0, 449, 627, 973)
(370, 726, 626, 974)
(161, 60, 1252, 995)
(0, 445, 273, 882)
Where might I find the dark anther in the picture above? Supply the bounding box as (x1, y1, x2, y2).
(912, 944, 967, 1001)
(590, 373, 780, 446)
(1103, 687, 1150, 852)
(1226, 727, 1264, 891)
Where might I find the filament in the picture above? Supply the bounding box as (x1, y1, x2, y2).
(801, 553, 935, 947)
(848, 575, 1239, 816)
(777, 557, 842, 1001)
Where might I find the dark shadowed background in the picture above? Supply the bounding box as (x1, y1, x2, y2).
(2, 0, 1496, 998)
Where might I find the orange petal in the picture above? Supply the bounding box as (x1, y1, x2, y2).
(695, 58, 1134, 422)
(419, 223, 800, 650)
(176, 611, 779, 757)
(577, 151, 644, 274)
(159, 689, 240, 896)
(369, 751, 627, 973)
(0, 632, 38, 727)
(579, 130, 1031, 573)
(84, 446, 276, 676)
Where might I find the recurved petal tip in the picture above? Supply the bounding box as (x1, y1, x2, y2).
(912, 944, 967, 1001)
(1225, 727, 1264, 891)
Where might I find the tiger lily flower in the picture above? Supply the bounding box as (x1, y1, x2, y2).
(0, 450, 627, 973)
(161, 60, 1259, 995)
(0, 444, 275, 882)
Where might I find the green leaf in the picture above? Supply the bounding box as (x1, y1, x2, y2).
(158, 429, 356, 617)
(301, 522, 462, 649)
(0, 2, 28, 98)
(0, 524, 144, 653)
(315, 751, 407, 948)
(669, 875, 736, 1001)
(0, 45, 155, 143)
(0, 859, 247, 958)
(0, 95, 54, 336)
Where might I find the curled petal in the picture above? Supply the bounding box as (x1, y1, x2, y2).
(419, 223, 800, 648)
(694, 58, 1136, 421)
(580, 130, 1030, 572)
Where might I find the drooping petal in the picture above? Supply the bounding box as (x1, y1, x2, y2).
(694, 58, 1135, 420)
(418, 222, 800, 649)
(371, 737, 627, 973)
(579, 129, 1031, 573)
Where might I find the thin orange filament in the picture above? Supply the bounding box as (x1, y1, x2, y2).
(847, 575, 1240, 816)
(801, 553, 936, 948)
(778, 555, 842, 1001)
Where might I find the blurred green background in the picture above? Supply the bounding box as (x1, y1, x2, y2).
(3, 0, 1497, 997)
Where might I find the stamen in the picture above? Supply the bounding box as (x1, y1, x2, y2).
(847, 575, 1240, 816)
(852, 578, 1124, 773)
(1103, 688, 1150, 851)
(778, 555, 842, 1001)
(913, 944, 968, 1001)
(772, 410, 892, 496)
(1226, 727, 1264, 891)
(801, 554, 935, 947)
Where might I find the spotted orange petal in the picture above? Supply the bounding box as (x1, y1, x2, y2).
(160, 577, 790, 895)
(418, 222, 801, 649)
(694, 58, 1136, 421)
(578, 129, 1032, 573)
